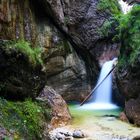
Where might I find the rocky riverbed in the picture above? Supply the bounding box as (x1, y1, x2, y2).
(49, 104, 140, 140)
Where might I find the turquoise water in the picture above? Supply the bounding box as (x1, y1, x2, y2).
(69, 103, 122, 125)
(68, 104, 140, 140)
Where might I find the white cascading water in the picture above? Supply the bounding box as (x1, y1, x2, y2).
(119, 0, 132, 14)
(80, 58, 118, 110)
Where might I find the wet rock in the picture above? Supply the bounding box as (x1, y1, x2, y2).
(119, 112, 129, 123)
(117, 59, 140, 126)
(105, 117, 116, 121)
(37, 86, 71, 128)
(73, 130, 85, 138)
(49, 128, 73, 140)
(133, 136, 140, 140)
(125, 97, 140, 126)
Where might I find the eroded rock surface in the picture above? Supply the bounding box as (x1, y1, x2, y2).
(34, 0, 120, 62)
(0, 0, 99, 101)
(38, 86, 71, 128)
(117, 58, 140, 126)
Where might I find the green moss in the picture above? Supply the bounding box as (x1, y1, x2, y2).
(99, 19, 114, 37)
(0, 98, 51, 139)
(97, 0, 121, 15)
(3, 40, 43, 66)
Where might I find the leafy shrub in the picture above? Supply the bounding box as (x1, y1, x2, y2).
(97, 0, 121, 15)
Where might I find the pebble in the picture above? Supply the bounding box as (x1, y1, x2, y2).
(49, 128, 86, 140)
(73, 130, 85, 138)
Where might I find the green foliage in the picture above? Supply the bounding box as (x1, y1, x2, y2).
(117, 5, 140, 67)
(97, 0, 121, 15)
(99, 19, 114, 37)
(4, 40, 43, 66)
(0, 98, 51, 139)
(97, 0, 121, 38)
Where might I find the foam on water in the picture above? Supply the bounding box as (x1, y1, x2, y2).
(80, 103, 119, 110)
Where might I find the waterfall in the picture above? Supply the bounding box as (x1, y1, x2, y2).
(80, 58, 118, 110)
(119, 0, 132, 14)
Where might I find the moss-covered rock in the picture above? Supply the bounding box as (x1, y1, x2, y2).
(0, 40, 46, 100)
(0, 98, 51, 139)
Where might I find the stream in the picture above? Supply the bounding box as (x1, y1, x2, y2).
(67, 104, 140, 140)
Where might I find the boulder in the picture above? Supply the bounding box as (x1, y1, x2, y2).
(0, 40, 45, 100)
(73, 130, 85, 138)
(117, 59, 140, 126)
(46, 52, 93, 101)
(49, 127, 73, 140)
(37, 86, 71, 128)
(125, 97, 140, 126)
(119, 112, 129, 122)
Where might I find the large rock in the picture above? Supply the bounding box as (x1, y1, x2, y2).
(0, 40, 45, 100)
(117, 60, 140, 126)
(45, 50, 93, 101)
(38, 86, 71, 128)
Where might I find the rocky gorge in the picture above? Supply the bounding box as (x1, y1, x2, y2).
(0, 0, 140, 139)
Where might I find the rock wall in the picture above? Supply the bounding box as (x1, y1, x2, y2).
(0, 0, 99, 101)
(117, 60, 140, 126)
(0, 0, 36, 42)
(36, 0, 120, 63)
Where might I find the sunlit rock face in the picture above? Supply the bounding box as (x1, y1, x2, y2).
(38, 86, 71, 128)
